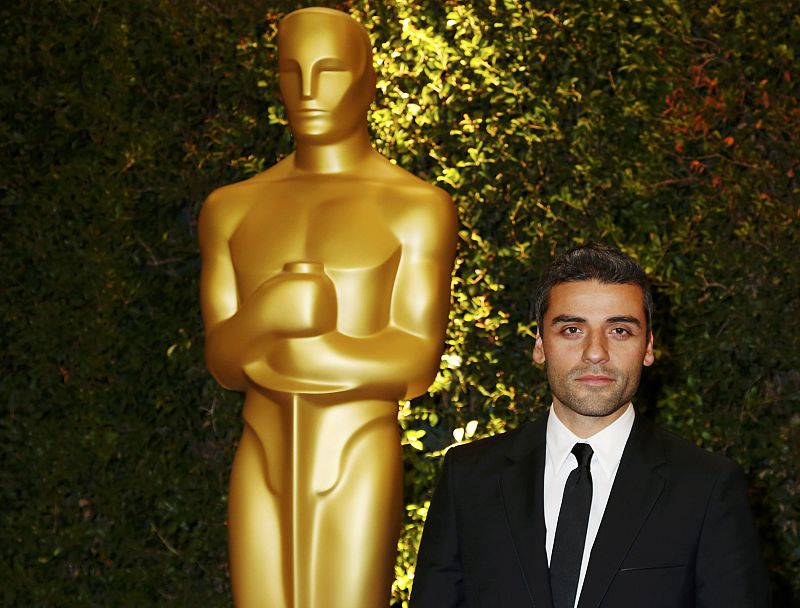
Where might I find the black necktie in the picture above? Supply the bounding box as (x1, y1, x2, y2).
(550, 442, 594, 608)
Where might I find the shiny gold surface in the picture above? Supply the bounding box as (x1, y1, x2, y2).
(198, 7, 457, 607)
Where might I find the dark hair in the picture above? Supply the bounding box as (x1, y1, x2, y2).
(535, 245, 653, 336)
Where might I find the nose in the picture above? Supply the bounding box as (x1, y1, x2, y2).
(300, 66, 314, 100)
(582, 332, 609, 365)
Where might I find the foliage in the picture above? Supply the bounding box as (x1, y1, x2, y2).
(2, 0, 798, 605)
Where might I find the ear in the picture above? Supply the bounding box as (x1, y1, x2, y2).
(643, 331, 655, 367)
(533, 330, 546, 364)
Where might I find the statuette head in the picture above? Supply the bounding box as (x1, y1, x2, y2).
(278, 8, 376, 143)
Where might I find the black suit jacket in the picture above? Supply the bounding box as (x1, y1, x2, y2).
(411, 414, 769, 608)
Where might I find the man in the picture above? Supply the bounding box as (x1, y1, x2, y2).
(411, 246, 769, 608)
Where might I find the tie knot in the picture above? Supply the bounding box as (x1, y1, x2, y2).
(572, 443, 593, 469)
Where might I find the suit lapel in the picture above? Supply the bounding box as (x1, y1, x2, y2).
(500, 415, 554, 608)
(577, 416, 666, 608)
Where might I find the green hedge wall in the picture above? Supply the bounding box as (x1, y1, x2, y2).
(2, 0, 798, 605)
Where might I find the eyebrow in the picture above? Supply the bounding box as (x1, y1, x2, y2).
(314, 57, 348, 68)
(550, 315, 586, 326)
(278, 57, 348, 69)
(607, 316, 642, 326)
(549, 314, 642, 327)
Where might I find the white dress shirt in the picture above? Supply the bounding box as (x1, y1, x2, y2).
(544, 403, 635, 608)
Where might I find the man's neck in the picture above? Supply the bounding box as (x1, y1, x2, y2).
(293, 127, 373, 174)
(551, 401, 632, 439)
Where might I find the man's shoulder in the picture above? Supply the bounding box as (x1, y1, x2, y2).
(448, 427, 519, 458)
(444, 418, 543, 470)
(645, 418, 743, 477)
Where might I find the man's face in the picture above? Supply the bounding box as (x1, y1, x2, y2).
(533, 280, 654, 427)
(278, 14, 373, 143)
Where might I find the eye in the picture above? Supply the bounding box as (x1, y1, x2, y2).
(561, 326, 582, 337)
(610, 327, 633, 337)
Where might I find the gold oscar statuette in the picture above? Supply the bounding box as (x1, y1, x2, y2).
(198, 7, 457, 608)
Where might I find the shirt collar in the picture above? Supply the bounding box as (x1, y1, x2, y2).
(546, 403, 635, 480)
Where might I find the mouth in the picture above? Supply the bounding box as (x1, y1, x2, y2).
(575, 374, 615, 387)
(297, 108, 326, 116)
